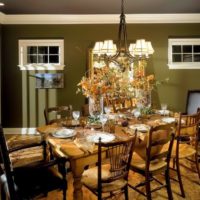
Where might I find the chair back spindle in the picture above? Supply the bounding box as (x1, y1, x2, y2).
(97, 133, 137, 199)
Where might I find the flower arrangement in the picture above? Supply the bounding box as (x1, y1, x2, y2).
(77, 60, 156, 107)
(77, 66, 118, 99)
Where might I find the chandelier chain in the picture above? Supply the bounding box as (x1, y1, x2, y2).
(121, 0, 124, 15)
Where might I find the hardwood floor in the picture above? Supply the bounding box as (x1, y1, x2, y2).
(40, 159, 200, 200)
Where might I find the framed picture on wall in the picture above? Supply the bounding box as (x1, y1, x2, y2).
(35, 73, 64, 89)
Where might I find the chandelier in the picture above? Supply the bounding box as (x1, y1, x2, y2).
(92, 0, 154, 72)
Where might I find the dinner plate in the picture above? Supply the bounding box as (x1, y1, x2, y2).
(161, 117, 176, 123)
(129, 124, 150, 132)
(52, 128, 76, 138)
(86, 132, 115, 143)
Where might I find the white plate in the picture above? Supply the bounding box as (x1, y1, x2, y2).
(162, 117, 176, 123)
(52, 128, 76, 138)
(129, 124, 150, 132)
(87, 132, 115, 143)
(157, 110, 170, 115)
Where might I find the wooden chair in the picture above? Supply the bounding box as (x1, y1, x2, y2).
(82, 134, 137, 200)
(0, 125, 68, 200)
(3, 132, 46, 168)
(44, 105, 72, 125)
(170, 111, 200, 197)
(129, 123, 176, 200)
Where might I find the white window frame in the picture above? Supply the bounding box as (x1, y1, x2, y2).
(18, 39, 65, 70)
(168, 38, 200, 69)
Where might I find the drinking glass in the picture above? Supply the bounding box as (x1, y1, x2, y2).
(99, 114, 108, 133)
(80, 117, 88, 134)
(80, 117, 87, 128)
(104, 106, 112, 115)
(161, 103, 167, 116)
(72, 111, 80, 125)
(133, 109, 141, 119)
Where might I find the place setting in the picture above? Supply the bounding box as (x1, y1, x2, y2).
(73, 131, 116, 153)
(156, 103, 170, 116)
(51, 128, 77, 139)
(129, 124, 150, 133)
(72, 113, 117, 153)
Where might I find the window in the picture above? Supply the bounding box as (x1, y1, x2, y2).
(168, 38, 200, 69)
(18, 39, 65, 70)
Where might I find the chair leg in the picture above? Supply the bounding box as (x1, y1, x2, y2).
(165, 169, 173, 200)
(175, 158, 185, 197)
(49, 145, 54, 160)
(98, 191, 102, 200)
(145, 175, 151, 200)
(1, 187, 6, 200)
(62, 179, 67, 200)
(63, 188, 66, 200)
(124, 185, 129, 200)
(195, 153, 200, 180)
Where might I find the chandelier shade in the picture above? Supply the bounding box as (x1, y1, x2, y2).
(92, 0, 154, 71)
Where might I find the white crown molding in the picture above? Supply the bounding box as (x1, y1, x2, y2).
(0, 12, 200, 24)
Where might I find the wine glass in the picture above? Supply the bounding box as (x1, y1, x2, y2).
(161, 103, 167, 116)
(133, 109, 141, 120)
(104, 106, 112, 115)
(72, 111, 80, 125)
(80, 117, 87, 128)
(99, 114, 108, 133)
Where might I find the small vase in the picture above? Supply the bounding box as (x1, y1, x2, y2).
(89, 96, 104, 119)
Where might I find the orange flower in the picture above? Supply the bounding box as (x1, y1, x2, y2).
(147, 74, 154, 81)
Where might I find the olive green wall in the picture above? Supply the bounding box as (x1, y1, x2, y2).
(2, 24, 200, 127)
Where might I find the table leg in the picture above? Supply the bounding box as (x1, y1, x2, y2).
(70, 153, 103, 200)
(70, 160, 85, 200)
(73, 175, 83, 200)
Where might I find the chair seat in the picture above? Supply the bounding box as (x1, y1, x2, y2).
(7, 135, 45, 168)
(7, 135, 42, 150)
(10, 146, 44, 168)
(1, 161, 65, 199)
(131, 153, 167, 172)
(82, 164, 127, 193)
(171, 143, 196, 159)
(0, 125, 67, 200)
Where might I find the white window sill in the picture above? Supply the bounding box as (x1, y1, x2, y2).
(168, 63, 200, 69)
(18, 64, 65, 71)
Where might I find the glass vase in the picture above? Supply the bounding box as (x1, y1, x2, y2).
(89, 96, 104, 119)
(135, 89, 151, 108)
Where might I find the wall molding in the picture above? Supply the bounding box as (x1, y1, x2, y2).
(0, 12, 200, 24)
(0, 12, 5, 24)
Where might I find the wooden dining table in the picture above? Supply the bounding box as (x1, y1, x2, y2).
(4, 113, 177, 200)
(37, 124, 130, 200)
(36, 113, 174, 200)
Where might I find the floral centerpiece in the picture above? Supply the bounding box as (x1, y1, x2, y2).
(77, 66, 117, 99)
(77, 60, 156, 110)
